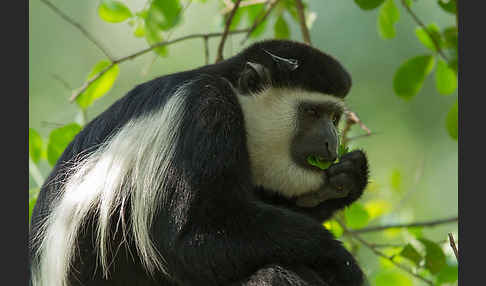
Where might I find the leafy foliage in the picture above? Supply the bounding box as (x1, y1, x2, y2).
(446, 100, 458, 140)
(47, 123, 82, 166)
(418, 238, 447, 274)
(344, 203, 370, 229)
(415, 23, 443, 52)
(377, 0, 400, 39)
(354, 0, 386, 11)
(374, 269, 413, 286)
(76, 61, 120, 109)
(399, 243, 423, 266)
(274, 14, 290, 39)
(436, 58, 458, 95)
(393, 55, 435, 99)
(29, 128, 44, 164)
(98, 0, 133, 23)
(29, 188, 40, 222)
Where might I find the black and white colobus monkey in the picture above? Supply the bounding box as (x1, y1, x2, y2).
(29, 40, 369, 286)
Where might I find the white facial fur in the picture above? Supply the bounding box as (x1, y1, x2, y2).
(237, 87, 345, 198)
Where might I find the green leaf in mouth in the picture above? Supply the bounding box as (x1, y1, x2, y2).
(306, 155, 333, 170)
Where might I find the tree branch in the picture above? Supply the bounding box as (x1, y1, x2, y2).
(215, 0, 243, 63)
(337, 219, 434, 285)
(69, 29, 250, 102)
(400, 0, 448, 61)
(448, 232, 459, 261)
(294, 0, 312, 45)
(240, 0, 282, 45)
(349, 216, 458, 234)
(341, 109, 372, 146)
(203, 36, 210, 65)
(39, 0, 113, 61)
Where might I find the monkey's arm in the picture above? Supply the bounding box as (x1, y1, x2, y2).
(255, 150, 369, 223)
(162, 75, 364, 286)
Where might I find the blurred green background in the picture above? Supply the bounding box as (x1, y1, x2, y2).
(29, 0, 457, 284)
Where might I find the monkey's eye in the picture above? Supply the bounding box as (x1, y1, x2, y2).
(304, 107, 320, 118)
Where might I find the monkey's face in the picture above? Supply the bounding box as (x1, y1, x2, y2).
(291, 100, 342, 171)
(234, 47, 349, 197)
(237, 88, 345, 198)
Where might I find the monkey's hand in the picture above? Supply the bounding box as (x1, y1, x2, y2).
(296, 150, 369, 209)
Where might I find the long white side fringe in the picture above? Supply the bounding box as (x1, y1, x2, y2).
(31, 87, 188, 286)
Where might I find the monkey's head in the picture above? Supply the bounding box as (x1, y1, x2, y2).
(234, 40, 351, 198)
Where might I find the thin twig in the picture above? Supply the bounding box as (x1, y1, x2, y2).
(346, 132, 380, 142)
(294, 0, 312, 45)
(400, 0, 448, 61)
(50, 73, 73, 91)
(350, 216, 458, 234)
(215, 0, 243, 63)
(448, 232, 459, 261)
(341, 110, 372, 146)
(203, 36, 209, 64)
(337, 219, 434, 285)
(240, 0, 282, 45)
(69, 29, 250, 102)
(369, 239, 449, 249)
(39, 0, 113, 60)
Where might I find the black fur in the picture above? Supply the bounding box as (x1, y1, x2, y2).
(29, 40, 368, 286)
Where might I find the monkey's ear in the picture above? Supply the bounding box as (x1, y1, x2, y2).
(238, 62, 271, 94)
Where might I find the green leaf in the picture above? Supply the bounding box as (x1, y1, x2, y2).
(443, 26, 458, 50)
(377, 0, 400, 39)
(446, 100, 458, 140)
(282, 0, 300, 22)
(29, 128, 44, 163)
(438, 0, 456, 14)
(407, 226, 424, 238)
(436, 59, 457, 95)
(390, 168, 402, 192)
(227, 8, 245, 30)
(47, 123, 82, 166)
(146, 0, 182, 31)
(393, 55, 435, 99)
(418, 238, 447, 274)
(399, 243, 423, 266)
(374, 269, 413, 286)
(338, 144, 350, 158)
(307, 156, 333, 170)
(364, 200, 391, 220)
(274, 15, 290, 39)
(133, 21, 146, 38)
(98, 0, 133, 23)
(344, 203, 370, 229)
(415, 23, 443, 52)
(29, 188, 40, 222)
(76, 60, 120, 109)
(323, 220, 343, 237)
(247, 4, 268, 38)
(437, 262, 458, 284)
(145, 24, 168, 57)
(354, 0, 386, 10)
(448, 56, 458, 73)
